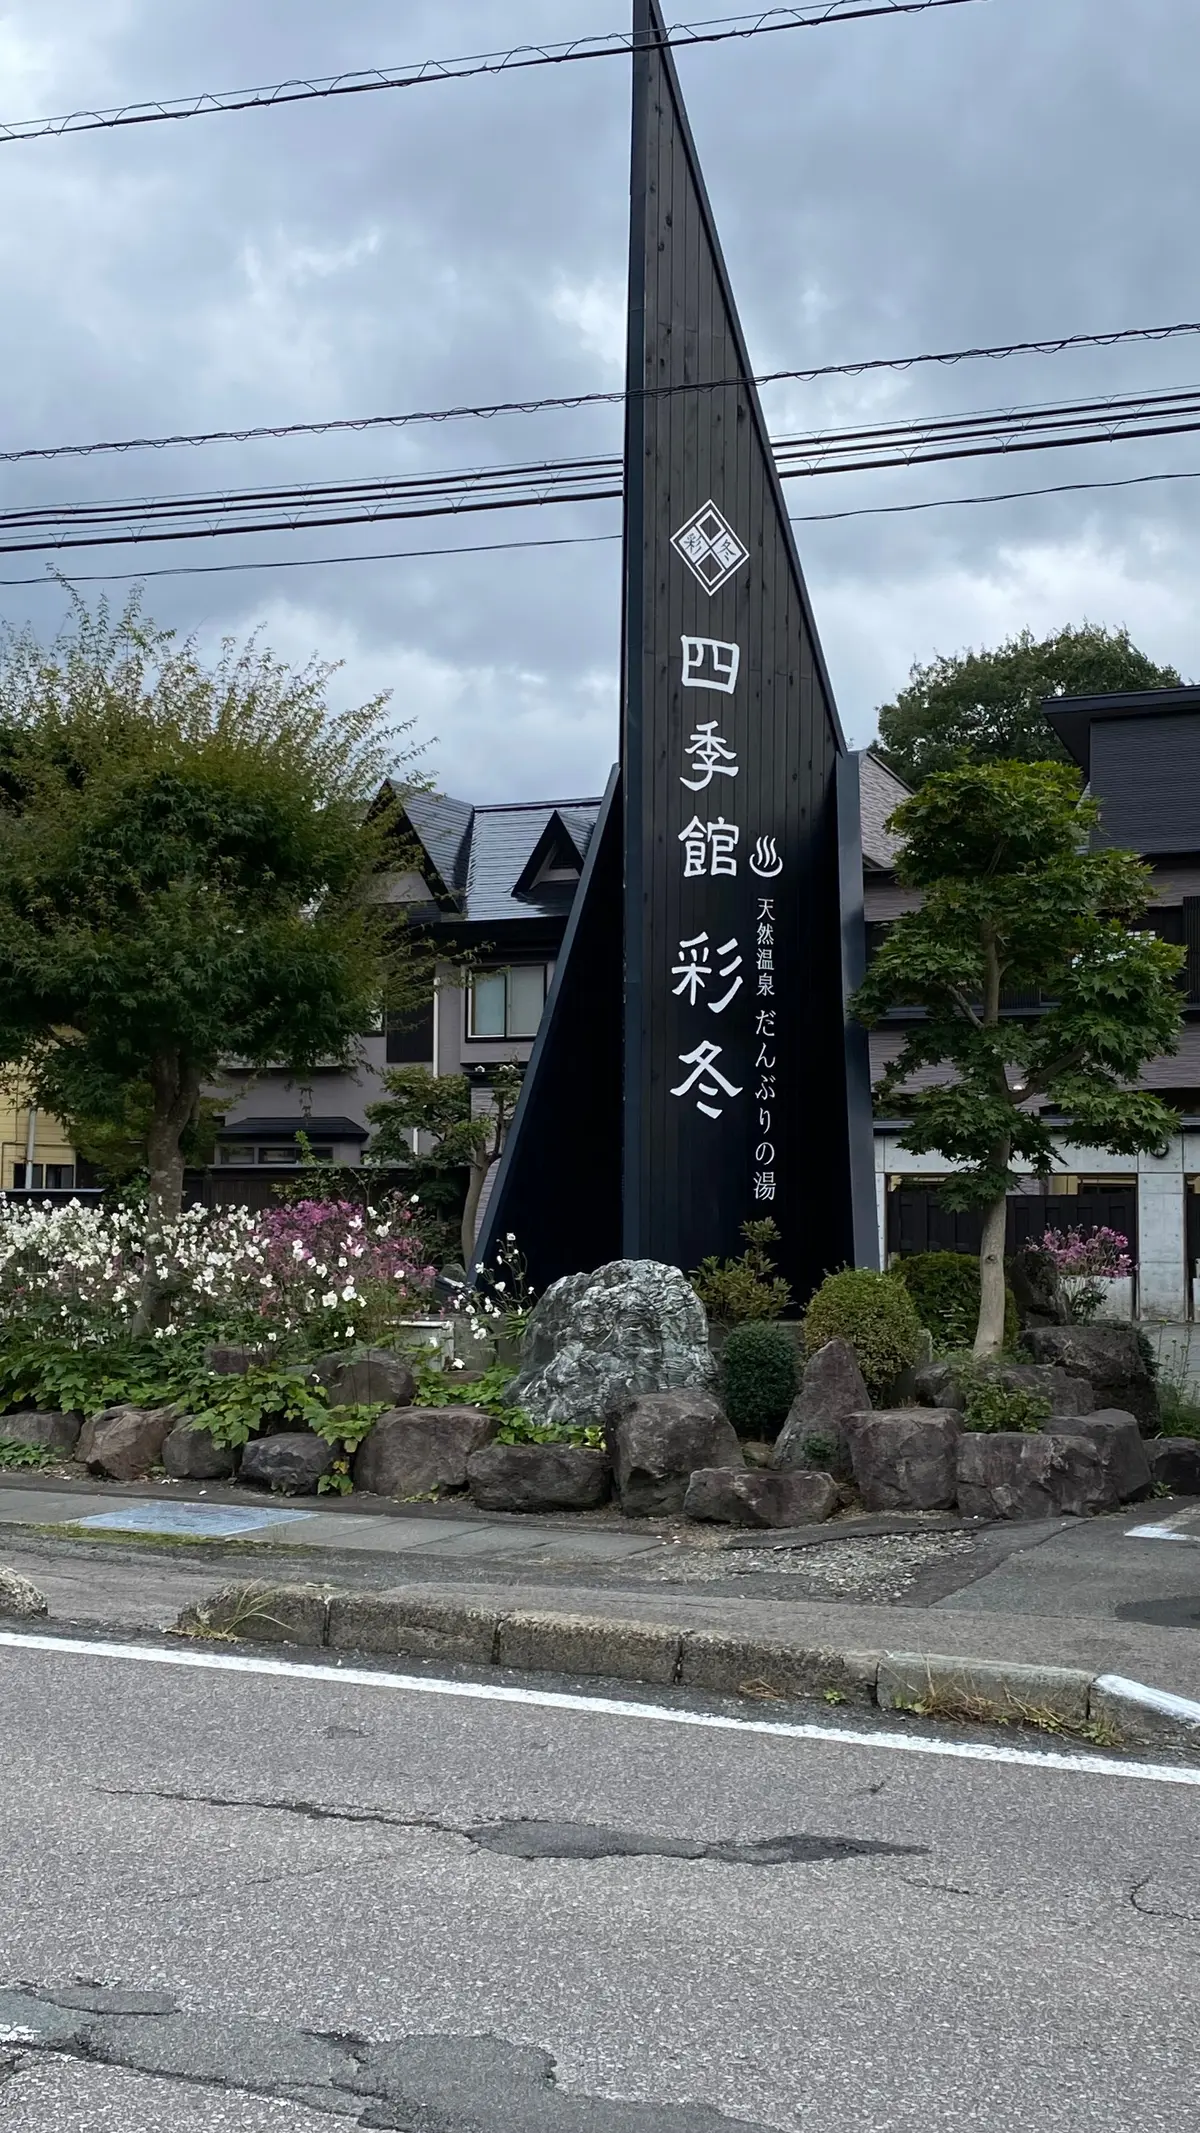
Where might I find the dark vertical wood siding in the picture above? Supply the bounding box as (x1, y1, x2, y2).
(622, 0, 857, 1299)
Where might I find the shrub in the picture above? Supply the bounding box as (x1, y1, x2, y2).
(961, 1379, 1051, 1434)
(802, 1269, 925, 1399)
(894, 1251, 1020, 1352)
(721, 1321, 798, 1438)
(690, 1220, 792, 1324)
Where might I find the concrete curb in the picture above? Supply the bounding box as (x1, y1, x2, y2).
(173, 1581, 1200, 1754)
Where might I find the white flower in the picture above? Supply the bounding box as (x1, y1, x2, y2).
(322, 1292, 339, 1309)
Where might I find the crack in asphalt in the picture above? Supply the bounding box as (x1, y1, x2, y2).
(1128, 1875, 1200, 1928)
(98, 1789, 925, 1870)
(0, 1987, 773, 2128)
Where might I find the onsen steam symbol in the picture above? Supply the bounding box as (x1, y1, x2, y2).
(749, 836, 783, 879)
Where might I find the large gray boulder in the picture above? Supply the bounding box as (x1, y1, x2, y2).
(0, 1410, 82, 1456)
(844, 1410, 960, 1512)
(353, 1407, 496, 1499)
(1148, 1438, 1200, 1495)
(956, 1431, 1119, 1520)
(77, 1405, 177, 1482)
(314, 1348, 416, 1410)
(606, 1389, 741, 1517)
(772, 1339, 867, 1479)
(1037, 1409, 1151, 1503)
(239, 1432, 334, 1495)
(162, 1423, 237, 1482)
(509, 1259, 715, 1430)
(1023, 1326, 1158, 1432)
(203, 1343, 268, 1375)
(913, 1360, 1094, 1414)
(683, 1466, 839, 1528)
(466, 1442, 611, 1513)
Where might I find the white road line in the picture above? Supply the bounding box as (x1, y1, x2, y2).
(2, 1629, 1199, 1789)
(1126, 1505, 1200, 1543)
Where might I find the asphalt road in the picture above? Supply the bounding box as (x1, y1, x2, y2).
(1, 1633, 1198, 2131)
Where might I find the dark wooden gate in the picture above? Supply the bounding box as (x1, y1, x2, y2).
(887, 1187, 1138, 1260)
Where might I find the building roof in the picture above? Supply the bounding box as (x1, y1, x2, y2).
(1043, 686, 1200, 777)
(216, 1116, 369, 1142)
(858, 751, 912, 872)
(399, 791, 603, 925)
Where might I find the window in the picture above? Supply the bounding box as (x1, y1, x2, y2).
(467, 965, 547, 1040)
(13, 1163, 75, 1190)
(218, 1144, 258, 1166)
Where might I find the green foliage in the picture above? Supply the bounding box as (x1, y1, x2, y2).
(366, 1063, 523, 1265)
(490, 1415, 604, 1449)
(853, 760, 1183, 1350)
(1149, 1338, 1200, 1437)
(412, 1359, 520, 1417)
(895, 1252, 1019, 1351)
(800, 1432, 837, 1468)
(802, 1269, 926, 1398)
(309, 1399, 388, 1494)
(0, 1331, 201, 1419)
(875, 623, 1182, 787)
(184, 1364, 328, 1449)
(689, 1220, 792, 1324)
(0, 1437, 58, 1469)
(720, 1321, 799, 1437)
(960, 1378, 1051, 1434)
(0, 594, 436, 1278)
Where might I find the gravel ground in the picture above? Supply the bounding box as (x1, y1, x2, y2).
(637, 1530, 984, 1600)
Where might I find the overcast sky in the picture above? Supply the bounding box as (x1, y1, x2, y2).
(0, 0, 1196, 801)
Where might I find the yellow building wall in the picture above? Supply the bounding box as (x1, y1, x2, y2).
(0, 1077, 77, 1191)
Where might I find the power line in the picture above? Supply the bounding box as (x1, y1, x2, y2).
(0, 2, 989, 146)
(4, 464, 1196, 590)
(8, 319, 1200, 467)
(6, 380, 1200, 557)
(0, 531, 622, 588)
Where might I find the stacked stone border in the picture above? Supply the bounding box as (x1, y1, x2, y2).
(174, 1582, 1200, 1756)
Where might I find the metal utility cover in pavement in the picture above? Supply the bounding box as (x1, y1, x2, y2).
(73, 1504, 316, 1538)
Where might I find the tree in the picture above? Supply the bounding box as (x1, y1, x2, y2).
(0, 594, 435, 1330)
(366, 1062, 522, 1267)
(852, 762, 1184, 1357)
(876, 624, 1181, 786)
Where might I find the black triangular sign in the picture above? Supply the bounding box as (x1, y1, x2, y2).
(621, 0, 874, 1300)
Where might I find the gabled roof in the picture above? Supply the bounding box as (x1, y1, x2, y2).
(464, 799, 600, 923)
(402, 790, 474, 897)
(513, 810, 587, 899)
(859, 750, 912, 872)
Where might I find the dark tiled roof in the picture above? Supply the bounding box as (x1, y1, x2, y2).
(398, 789, 602, 925)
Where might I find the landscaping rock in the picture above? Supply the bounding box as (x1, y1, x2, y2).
(313, 1347, 416, 1410)
(77, 1405, 177, 1482)
(509, 1258, 715, 1430)
(683, 1466, 839, 1527)
(203, 1344, 266, 1376)
(353, 1406, 496, 1499)
(239, 1432, 334, 1495)
(956, 1431, 1119, 1520)
(912, 1360, 1095, 1414)
(771, 1338, 867, 1480)
(0, 1566, 48, 1619)
(162, 1423, 237, 1482)
(1148, 1437, 1200, 1495)
(1023, 1326, 1158, 1431)
(466, 1442, 611, 1513)
(0, 1410, 82, 1456)
(606, 1388, 742, 1517)
(844, 1409, 960, 1512)
(1037, 1409, 1151, 1503)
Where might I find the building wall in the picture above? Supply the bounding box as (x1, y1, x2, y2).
(875, 1129, 1200, 1321)
(0, 1078, 77, 1193)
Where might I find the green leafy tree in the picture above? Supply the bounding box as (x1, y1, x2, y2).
(852, 762, 1184, 1357)
(366, 1061, 523, 1267)
(0, 594, 434, 1329)
(876, 623, 1181, 786)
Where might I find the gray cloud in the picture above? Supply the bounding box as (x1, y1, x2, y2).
(0, 0, 1197, 799)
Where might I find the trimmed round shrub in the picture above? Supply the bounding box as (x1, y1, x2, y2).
(802, 1269, 925, 1400)
(894, 1251, 1019, 1352)
(720, 1322, 798, 1439)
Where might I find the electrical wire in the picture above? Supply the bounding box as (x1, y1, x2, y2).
(6, 380, 1200, 558)
(4, 462, 1197, 589)
(8, 319, 1200, 466)
(0, 2, 990, 145)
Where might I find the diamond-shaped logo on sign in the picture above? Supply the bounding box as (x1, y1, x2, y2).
(671, 501, 749, 596)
